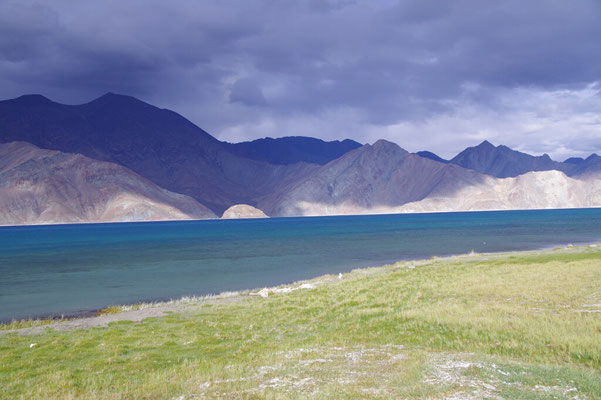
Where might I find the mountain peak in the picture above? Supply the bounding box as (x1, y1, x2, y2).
(83, 93, 161, 115)
(476, 140, 495, 149)
(91, 92, 142, 104)
(372, 139, 398, 148)
(10, 94, 53, 105)
(366, 140, 409, 157)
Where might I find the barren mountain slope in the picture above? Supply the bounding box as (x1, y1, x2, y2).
(0, 142, 216, 225)
(266, 140, 485, 216)
(396, 170, 601, 213)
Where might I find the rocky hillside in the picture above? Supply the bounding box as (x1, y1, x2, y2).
(265, 140, 484, 216)
(0, 142, 216, 225)
(261, 140, 601, 217)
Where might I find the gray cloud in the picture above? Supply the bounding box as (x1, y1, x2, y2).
(1, 0, 601, 159)
(229, 78, 268, 107)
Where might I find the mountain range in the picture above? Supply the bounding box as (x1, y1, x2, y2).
(1, 93, 600, 225)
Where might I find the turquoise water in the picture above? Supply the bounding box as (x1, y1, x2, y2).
(1, 208, 601, 322)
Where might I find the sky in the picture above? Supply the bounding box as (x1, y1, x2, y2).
(1, 0, 600, 160)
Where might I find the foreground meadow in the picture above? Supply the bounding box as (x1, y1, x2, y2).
(1, 245, 601, 399)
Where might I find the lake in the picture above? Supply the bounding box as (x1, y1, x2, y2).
(2, 208, 601, 322)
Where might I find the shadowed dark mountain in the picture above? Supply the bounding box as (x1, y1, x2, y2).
(0, 93, 218, 160)
(450, 140, 575, 178)
(416, 151, 448, 164)
(264, 140, 484, 216)
(0, 93, 320, 214)
(226, 136, 361, 165)
(573, 154, 601, 177)
(564, 157, 585, 165)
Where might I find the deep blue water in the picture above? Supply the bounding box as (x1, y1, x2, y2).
(1, 208, 601, 322)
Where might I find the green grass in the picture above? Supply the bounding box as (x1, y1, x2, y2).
(1, 245, 600, 399)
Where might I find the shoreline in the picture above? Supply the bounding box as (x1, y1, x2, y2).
(3, 241, 599, 335)
(4, 233, 601, 399)
(2, 205, 601, 228)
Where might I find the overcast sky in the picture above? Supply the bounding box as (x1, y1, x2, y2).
(1, 0, 600, 160)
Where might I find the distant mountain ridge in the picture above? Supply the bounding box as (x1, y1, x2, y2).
(449, 140, 571, 178)
(573, 154, 601, 178)
(564, 157, 585, 165)
(1, 92, 601, 224)
(447, 140, 601, 178)
(226, 136, 362, 165)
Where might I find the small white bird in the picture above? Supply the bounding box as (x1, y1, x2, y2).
(338, 273, 342, 280)
(29, 343, 36, 348)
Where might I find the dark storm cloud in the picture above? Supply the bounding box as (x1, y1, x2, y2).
(1, 0, 600, 158)
(0, 2, 59, 61)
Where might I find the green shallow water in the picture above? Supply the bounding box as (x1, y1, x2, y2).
(1, 208, 601, 322)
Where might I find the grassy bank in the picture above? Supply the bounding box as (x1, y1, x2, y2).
(1, 245, 601, 399)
